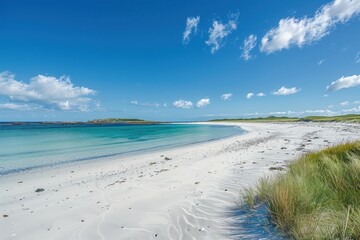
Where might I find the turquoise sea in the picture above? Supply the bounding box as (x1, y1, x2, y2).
(0, 123, 243, 175)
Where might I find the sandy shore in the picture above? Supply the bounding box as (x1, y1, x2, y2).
(0, 122, 359, 240)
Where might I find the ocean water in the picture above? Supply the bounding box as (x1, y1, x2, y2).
(0, 123, 243, 175)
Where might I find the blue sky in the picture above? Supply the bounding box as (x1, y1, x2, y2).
(0, 0, 359, 121)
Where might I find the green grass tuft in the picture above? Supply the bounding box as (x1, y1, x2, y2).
(243, 141, 360, 239)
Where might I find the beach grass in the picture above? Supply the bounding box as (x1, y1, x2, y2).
(210, 114, 360, 123)
(243, 141, 360, 239)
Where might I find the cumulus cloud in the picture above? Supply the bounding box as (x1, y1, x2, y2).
(326, 74, 360, 92)
(272, 86, 300, 95)
(261, 0, 360, 53)
(196, 98, 210, 108)
(183, 16, 200, 44)
(241, 34, 257, 61)
(0, 71, 96, 111)
(173, 99, 193, 109)
(246, 92, 265, 99)
(246, 93, 254, 99)
(221, 93, 232, 100)
(343, 106, 360, 112)
(206, 17, 237, 54)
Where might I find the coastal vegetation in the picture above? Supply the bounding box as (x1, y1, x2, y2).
(243, 141, 360, 239)
(210, 114, 360, 123)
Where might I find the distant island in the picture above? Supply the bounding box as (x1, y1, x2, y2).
(209, 114, 360, 123)
(2, 118, 159, 126)
(87, 118, 159, 124)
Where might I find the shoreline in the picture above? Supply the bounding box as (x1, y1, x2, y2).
(1, 122, 359, 239)
(0, 124, 245, 177)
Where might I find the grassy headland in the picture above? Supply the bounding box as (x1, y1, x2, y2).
(210, 114, 360, 123)
(244, 141, 360, 239)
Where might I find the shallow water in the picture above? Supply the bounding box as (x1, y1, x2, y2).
(0, 123, 243, 175)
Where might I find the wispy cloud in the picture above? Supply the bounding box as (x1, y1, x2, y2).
(131, 100, 160, 108)
(0, 71, 96, 111)
(355, 52, 360, 63)
(241, 34, 257, 61)
(318, 59, 325, 65)
(246, 93, 254, 99)
(206, 15, 237, 54)
(173, 99, 193, 109)
(196, 98, 210, 108)
(221, 93, 232, 100)
(257, 92, 266, 97)
(340, 101, 349, 106)
(272, 86, 300, 95)
(0, 103, 32, 111)
(326, 74, 360, 92)
(183, 16, 200, 44)
(261, 0, 360, 53)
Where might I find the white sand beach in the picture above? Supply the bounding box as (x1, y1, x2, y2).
(1, 122, 359, 240)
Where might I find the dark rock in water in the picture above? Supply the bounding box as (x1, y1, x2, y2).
(280, 147, 287, 149)
(3, 214, 8, 218)
(35, 188, 45, 193)
(195, 182, 200, 184)
(164, 157, 172, 160)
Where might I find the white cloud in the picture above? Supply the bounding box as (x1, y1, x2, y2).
(173, 99, 193, 109)
(272, 86, 300, 95)
(183, 16, 200, 44)
(241, 34, 257, 61)
(355, 52, 360, 63)
(318, 59, 325, 65)
(343, 106, 360, 112)
(261, 0, 360, 53)
(354, 100, 360, 104)
(221, 93, 232, 100)
(246, 93, 254, 99)
(0, 71, 96, 111)
(131, 100, 159, 108)
(327, 74, 360, 92)
(206, 18, 237, 54)
(257, 92, 266, 97)
(0, 103, 32, 111)
(340, 101, 349, 106)
(196, 98, 210, 108)
(305, 109, 336, 114)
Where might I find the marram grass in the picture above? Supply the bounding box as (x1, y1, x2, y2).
(243, 141, 360, 239)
